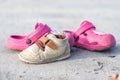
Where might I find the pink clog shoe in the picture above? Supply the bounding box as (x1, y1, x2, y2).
(65, 21, 116, 51)
(6, 23, 51, 50)
(64, 31, 75, 47)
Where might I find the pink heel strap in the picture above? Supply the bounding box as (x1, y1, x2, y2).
(74, 21, 95, 37)
(26, 23, 51, 44)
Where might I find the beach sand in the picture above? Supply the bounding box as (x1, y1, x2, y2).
(0, 0, 120, 80)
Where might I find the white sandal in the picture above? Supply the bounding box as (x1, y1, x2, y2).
(18, 33, 70, 64)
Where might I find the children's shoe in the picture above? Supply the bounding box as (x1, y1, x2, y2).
(65, 20, 116, 51)
(18, 33, 70, 64)
(109, 74, 120, 80)
(6, 23, 51, 50)
(64, 31, 75, 47)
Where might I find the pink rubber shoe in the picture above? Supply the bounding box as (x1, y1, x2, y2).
(64, 31, 75, 47)
(6, 23, 51, 50)
(65, 21, 116, 51)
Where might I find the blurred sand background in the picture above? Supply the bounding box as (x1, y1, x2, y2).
(0, 0, 120, 80)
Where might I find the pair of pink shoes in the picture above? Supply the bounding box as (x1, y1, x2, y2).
(6, 20, 116, 51)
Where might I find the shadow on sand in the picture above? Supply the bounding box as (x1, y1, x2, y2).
(69, 42, 120, 60)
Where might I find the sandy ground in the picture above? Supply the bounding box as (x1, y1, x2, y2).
(0, 0, 120, 80)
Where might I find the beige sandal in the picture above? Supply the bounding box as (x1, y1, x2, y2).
(18, 33, 70, 64)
